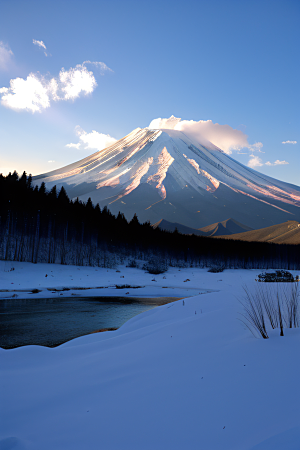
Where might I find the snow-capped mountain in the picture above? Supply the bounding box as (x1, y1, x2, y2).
(33, 127, 300, 229)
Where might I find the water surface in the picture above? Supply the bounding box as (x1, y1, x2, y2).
(0, 296, 165, 349)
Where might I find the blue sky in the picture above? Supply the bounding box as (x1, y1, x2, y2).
(0, 0, 299, 185)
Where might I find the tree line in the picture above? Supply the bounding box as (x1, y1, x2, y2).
(0, 170, 299, 270)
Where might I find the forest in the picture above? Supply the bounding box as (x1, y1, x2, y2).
(0, 171, 299, 270)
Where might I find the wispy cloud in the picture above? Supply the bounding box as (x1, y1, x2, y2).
(33, 39, 50, 57)
(249, 142, 264, 153)
(0, 41, 13, 71)
(282, 140, 297, 144)
(247, 155, 263, 168)
(265, 160, 289, 166)
(66, 126, 116, 151)
(149, 115, 261, 155)
(0, 61, 112, 113)
(66, 143, 81, 149)
(83, 60, 113, 74)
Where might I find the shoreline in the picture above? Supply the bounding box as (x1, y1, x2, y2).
(0, 294, 184, 304)
(0, 261, 222, 301)
(0, 296, 184, 349)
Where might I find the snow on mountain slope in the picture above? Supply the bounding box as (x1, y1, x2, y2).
(33, 127, 300, 229)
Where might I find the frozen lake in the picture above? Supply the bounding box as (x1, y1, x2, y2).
(0, 296, 167, 349)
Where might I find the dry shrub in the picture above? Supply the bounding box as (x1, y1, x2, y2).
(240, 283, 299, 338)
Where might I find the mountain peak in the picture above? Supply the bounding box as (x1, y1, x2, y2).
(33, 126, 300, 230)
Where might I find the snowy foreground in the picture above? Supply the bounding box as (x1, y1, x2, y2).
(1, 262, 300, 450)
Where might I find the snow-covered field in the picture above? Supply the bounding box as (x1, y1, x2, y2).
(0, 260, 217, 301)
(1, 261, 300, 450)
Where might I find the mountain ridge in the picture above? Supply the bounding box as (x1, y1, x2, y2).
(216, 220, 300, 244)
(33, 127, 300, 229)
(152, 218, 252, 236)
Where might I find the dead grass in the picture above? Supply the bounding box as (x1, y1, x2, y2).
(239, 283, 299, 338)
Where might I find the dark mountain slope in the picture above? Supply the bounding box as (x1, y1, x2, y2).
(217, 220, 300, 244)
(152, 218, 252, 236)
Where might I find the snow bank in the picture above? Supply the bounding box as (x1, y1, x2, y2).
(0, 260, 217, 300)
(1, 262, 300, 449)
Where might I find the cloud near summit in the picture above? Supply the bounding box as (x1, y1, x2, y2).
(0, 61, 112, 113)
(148, 116, 292, 169)
(149, 116, 253, 155)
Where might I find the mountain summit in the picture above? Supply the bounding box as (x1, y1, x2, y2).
(34, 127, 300, 229)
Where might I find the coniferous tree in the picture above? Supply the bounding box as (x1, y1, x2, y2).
(0, 171, 299, 269)
(39, 182, 46, 196)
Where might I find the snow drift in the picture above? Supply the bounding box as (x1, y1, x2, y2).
(1, 264, 300, 449)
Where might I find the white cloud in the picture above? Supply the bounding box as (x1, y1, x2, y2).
(149, 116, 181, 130)
(33, 39, 46, 50)
(249, 142, 264, 153)
(83, 60, 113, 74)
(0, 41, 13, 71)
(59, 64, 97, 100)
(48, 160, 55, 163)
(66, 126, 116, 151)
(0, 73, 50, 112)
(75, 127, 116, 151)
(247, 155, 263, 168)
(149, 115, 253, 154)
(274, 159, 289, 165)
(66, 143, 81, 149)
(265, 160, 289, 166)
(33, 39, 49, 56)
(0, 61, 112, 113)
(152, 116, 291, 170)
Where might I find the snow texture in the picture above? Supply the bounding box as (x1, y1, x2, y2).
(35, 127, 300, 208)
(33, 128, 300, 229)
(1, 261, 300, 449)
